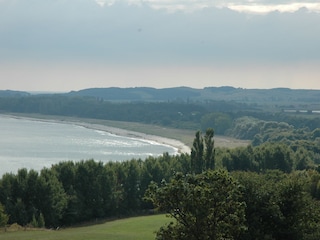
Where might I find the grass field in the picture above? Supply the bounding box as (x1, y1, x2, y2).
(0, 214, 169, 240)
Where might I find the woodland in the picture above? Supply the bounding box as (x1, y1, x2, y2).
(1, 87, 320, 239)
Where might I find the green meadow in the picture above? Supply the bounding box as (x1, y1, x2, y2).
(0, 214, 169, 240)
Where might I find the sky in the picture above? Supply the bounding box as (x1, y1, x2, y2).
(0, 0, 320, 91)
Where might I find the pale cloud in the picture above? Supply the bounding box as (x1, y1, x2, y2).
(228, 2, 320, 14)
(1, 0, 319, 91)
(95, 0, 320, 13)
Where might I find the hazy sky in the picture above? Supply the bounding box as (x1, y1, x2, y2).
(0, 0, 319, 91)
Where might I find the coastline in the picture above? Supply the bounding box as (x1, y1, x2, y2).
(75, 122, 191, 154)
(2, 114, 191, 155)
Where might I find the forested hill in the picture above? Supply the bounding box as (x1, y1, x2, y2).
(1, 86, 320, 138)
(68, 87, 200, 102)
(0, 90, 30, 98)
(67, 87, 320, 105)
(1, 87, 319, 106)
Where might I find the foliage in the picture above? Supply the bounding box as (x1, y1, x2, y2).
(0, 168, 67, 228)
(0, 203, 8, 227)
(200, 112, 232, 134)
(38, 212, 45, 228)
(191, 129, 215, 174)
(204, 128, 215, 170)
(0, 153, 192, 227)
(2, 86, 320, 239)
(1, 91, 320, 154)
(220, 143, 317, 173)
(226, 117, 320, 160)
(0, 95, 205, 130)
(233, 171, 320, 240)
(38, 169, 68, 227)
(1, 125, 320, 238)
(190, 131, 204, 174)
(145, 170, 246, 240)
(226, 117, 293, 141)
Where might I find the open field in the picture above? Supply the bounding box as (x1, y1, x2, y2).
(0, 214, 169, 240)
(5, 113, 249, 149)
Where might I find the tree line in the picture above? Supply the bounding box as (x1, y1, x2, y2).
(0, 154, 190, 228)
(146, 169, 320, 239)
(1, 94, 320, 135)
(1, 129, 320, 239)
(0, 129, 215, 228)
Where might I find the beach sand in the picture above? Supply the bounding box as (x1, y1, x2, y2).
(74, 121, 191, 154)
(4, 114, 191, 155)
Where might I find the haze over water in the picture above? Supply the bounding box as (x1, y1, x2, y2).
(0, 115, 177, 176)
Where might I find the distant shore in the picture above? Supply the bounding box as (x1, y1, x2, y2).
(2, 114, 191, 155)
(73, 121, 191, 154)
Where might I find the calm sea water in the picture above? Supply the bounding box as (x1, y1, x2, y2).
(0, 115, 177, 176)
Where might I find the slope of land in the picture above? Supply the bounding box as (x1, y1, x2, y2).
(0, 214, 168, 240)
(67, 86, 320, 107)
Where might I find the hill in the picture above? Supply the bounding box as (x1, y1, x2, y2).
(67, 87, 320, 107)
(0, 90, 30, 98)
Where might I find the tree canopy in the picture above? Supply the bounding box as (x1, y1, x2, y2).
(191, 129, 215, 174)
(145, 170, 246, 240)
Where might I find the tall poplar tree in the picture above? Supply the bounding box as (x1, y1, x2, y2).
(204, 128, 215, 170)
(191, 129, 215, 174)
(191, 131, 204, 174)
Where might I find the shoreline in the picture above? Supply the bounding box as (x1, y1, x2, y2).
(2, 114, 191, 155)
(75, 122, 191, 154)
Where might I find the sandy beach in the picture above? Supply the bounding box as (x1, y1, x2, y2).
(4, 114, 191, 155)
(75, 122, 191, 154)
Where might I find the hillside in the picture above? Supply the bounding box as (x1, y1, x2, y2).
(0, 214, 168, 240)
(0, 90, 30, 98)
(67, 87, 320, 108)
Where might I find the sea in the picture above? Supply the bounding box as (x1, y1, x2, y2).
(0, 115, 177, 176)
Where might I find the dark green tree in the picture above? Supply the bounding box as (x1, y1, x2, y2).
(122, 160, 142, 213)
(0, 173, 16, 223)
(222, 146, 258, 172)
(312, 128, 320, 140)
(12, 198, 28, 226)
(204, 128, 215, 170)
(294, 147, 313, 170)
(275, 174, 320, 240)
(201, 112, 232, 134)
(38, 212, 45, 228)
(257, 143, 293, 173)
(191, 131, 204, 174)
(145, 170, 246, 240)
(31, 214, 38, 228)
(191, 129, 215, 174)
(73, 160, 113, 221)
(0, 203, 8, 227)
(37, 168, 67, 227)
(233, 171, 320, 240)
